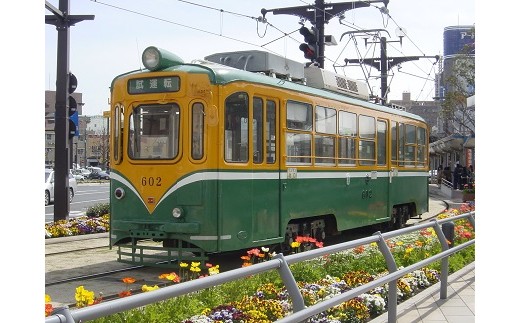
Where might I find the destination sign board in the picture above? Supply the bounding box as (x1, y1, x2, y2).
(128, 76, 180, 94)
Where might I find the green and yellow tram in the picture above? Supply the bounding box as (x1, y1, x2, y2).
(109, 46, 429, 266)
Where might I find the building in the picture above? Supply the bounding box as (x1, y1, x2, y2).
(390, 25, 475, 176)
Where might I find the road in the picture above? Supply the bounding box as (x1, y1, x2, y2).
(45, 182, 109, 222)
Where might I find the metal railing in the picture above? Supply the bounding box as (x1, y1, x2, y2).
(46, 211, 475, 323)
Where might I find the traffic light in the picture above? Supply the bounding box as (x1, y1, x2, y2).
(68, 73, 79, 140)
(299, 26, 318, 62)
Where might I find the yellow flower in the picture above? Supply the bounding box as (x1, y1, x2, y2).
(45, 294, 52, 303)
(190, 266, 201, 272)
(291, 241, 301, 248)
(75, 286, 95, 308)
(190, 261, 200, 268)
(141, 284, 159, 292)
(208, 266, 220, 275)
(180, 262, 189, 268)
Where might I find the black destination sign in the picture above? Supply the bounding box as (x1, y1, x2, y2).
(128, 76, 180, 94)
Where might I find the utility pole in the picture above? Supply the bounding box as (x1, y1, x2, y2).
(45, 0, 94, 221)
(343, 30, 439, 104)
(261, 0, 389, 68)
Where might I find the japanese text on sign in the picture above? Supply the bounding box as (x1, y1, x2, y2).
(128, 76, 180, 94)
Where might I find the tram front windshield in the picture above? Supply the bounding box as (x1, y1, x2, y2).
(128, 104, 180, 160)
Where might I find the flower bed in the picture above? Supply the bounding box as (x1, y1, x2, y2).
(45, 204, 475, 322)
(45, 214, 110, 238)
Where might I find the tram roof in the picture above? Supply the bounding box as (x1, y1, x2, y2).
(115, 61, 425, 122)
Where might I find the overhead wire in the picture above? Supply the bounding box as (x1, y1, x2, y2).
(89, 0, 300, 57)
(90, 0, 440, 101)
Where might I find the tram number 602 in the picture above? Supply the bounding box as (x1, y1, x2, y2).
(141, 177, 162, 186)
(361, 189, 373, 199)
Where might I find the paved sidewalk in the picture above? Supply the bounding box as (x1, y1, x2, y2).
(368, 184, 474, 323)
(369, 262, 475, 323)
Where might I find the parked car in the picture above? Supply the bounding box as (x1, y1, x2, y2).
(45, 169, 78, 206)
(87, 166, 103, 173)
(71, 169, 85, 181)
(88, 170, 110, 180)
(78, 168, 91, 177)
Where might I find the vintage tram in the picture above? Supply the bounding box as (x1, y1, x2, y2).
(108, 46, 429, 266)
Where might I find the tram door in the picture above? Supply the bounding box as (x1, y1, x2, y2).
(220, 93, 280, 249)
(251, 98, 280, 241)
(377, 119, 390, 221)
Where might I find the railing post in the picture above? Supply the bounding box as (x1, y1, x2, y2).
(374, 231, 398, 323)
(52, 306, 76, 323)
(274, 253, 306, 312)
(432, 219, 451, 299)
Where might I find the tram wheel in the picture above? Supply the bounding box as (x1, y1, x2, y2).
(393, 211, 404, 230)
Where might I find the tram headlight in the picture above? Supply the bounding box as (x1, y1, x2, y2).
(172, 207, 183, 219)
(114, 187, 125, 199)
(142, 46, 185, 71)
(142, 47, 161, 70)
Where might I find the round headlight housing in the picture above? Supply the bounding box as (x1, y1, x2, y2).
(172, 207, 183, 218)
(142, 46, 185, 71)
(114, 187, 125, 199)
(142, 47, 161, 70)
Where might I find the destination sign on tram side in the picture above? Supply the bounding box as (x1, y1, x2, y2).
(128, 76, 180, 94)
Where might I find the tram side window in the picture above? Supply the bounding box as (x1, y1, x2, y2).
(391, 121, 398, 166)
(338, 111, 357, 165)
(377, 120, 387, 166)
(417, 127, 426, 167)
(266, 100, 276, 164)
(358, 115, 376, 165)
(128, 104, 179, 160)
(315, 106, 336, 165)
(405, 124, 417, 166)
(191, 103, 204, 160)
(253, 98, 263, 164)
(398, 123, 405, 166)
(286, 101, 312, 131)
(113, 104, 124, 164)
(286, 101, 312, 165)
(225, 92, 249, 162)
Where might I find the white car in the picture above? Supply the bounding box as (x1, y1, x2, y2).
(71, 169, 86, 181)
(45, 169, 78, 206)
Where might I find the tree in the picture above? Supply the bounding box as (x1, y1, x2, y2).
(440, 28, 475, 136)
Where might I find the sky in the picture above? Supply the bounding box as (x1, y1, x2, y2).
(44, 0, 475, 116)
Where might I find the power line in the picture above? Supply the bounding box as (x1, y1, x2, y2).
(90, 0, 303, 57)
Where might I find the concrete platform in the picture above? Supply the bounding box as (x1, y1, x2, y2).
(369, 262, 475, 323)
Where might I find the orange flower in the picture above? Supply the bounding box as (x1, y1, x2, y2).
(158, 272, 180, 282)
(247, 248, 261, 257)
(118, 290, 132, 298)
(45, 304, 53, 317)
(353, 245, 365, 254)
(122, 277, 136, 284)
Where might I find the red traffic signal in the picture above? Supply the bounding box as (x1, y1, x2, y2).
(299, 26, 318, 61)
(299, 44, 317, 60)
